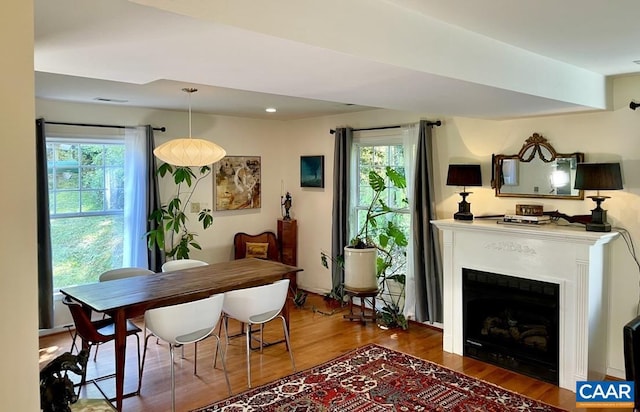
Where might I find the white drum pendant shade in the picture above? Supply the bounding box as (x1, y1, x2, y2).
(343, 246, 378, 292)
(153, 138, 226, 167)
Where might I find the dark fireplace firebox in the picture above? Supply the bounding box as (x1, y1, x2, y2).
(463, 268, 559, 384)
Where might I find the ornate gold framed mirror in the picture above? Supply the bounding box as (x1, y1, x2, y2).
(491, 133, 585, 199)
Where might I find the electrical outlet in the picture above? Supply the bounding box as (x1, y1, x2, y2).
(190, 202, 200, 213)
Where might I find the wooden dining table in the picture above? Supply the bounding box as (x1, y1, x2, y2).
(60, 258, 303, 411)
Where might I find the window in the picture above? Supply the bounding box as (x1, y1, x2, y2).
(352, 136, 410, 277)
(47, 138, 125, 289)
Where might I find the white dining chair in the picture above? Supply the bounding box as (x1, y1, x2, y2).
(220, 278, 295, 388)
(99, 267, 154, 281)
(161, 259, 208, 272)
(140, 294, 230, 412)
(160, 259, 209, 357)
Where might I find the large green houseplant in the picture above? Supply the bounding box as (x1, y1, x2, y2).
(323, 166, 409, 328)
(359, 166, 408, 329)
(146, 163, 214, 259)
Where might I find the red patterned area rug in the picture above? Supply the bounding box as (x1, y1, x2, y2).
(192, 344, 566, 411)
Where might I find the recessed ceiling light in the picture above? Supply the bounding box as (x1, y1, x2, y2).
(265, 107, 277, 113)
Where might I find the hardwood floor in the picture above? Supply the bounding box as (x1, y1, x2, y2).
(39, 293, 623, 412)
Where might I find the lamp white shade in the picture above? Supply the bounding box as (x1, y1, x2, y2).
(154, 138, 226, 166)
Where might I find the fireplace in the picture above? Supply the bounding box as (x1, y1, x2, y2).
(431, 218, 619, 391)
(463, 268, 559, 384)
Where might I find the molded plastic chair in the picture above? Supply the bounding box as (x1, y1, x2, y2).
(99, 267, 154, 282)
(221, 279, 295, 388)
(161, 259, 208, 272)
(140, 294, 230, 412)
(62, 296, 143, 396)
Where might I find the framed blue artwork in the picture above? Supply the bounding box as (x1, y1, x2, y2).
(300, 155, 324, 188)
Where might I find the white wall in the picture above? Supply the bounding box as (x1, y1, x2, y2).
(1, 1, 40, 410)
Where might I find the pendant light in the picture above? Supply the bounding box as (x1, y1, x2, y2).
(153, 88, 226, 166)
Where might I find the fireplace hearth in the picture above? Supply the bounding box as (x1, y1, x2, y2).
(463, 268, 559, 384)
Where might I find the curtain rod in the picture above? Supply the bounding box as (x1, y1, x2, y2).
(45, 121, 166, 132)
(329, 120, 441, 134)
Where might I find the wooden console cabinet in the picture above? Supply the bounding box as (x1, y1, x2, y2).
(277, 219, 298, 289)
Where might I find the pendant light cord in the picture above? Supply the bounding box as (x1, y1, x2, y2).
(182, 87, 197, 139)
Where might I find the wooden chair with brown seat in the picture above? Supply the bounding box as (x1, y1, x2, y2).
(62, 296, 142, 399)
(229, 231, 281, 345)
(233, 231, 280, 261)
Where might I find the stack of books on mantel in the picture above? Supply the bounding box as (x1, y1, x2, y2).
(501, 214, 551, 225)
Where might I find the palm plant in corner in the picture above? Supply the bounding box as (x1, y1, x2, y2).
(146, 163, 214, 260)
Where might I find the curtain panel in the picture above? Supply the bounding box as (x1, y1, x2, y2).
(411, 120, 443, 323)
(145, 125, 164, 272)
(36, 118, 54, 329)
(331, 127, 353, 291)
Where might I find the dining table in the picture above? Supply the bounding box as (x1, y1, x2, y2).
(60, 258, 303, 411)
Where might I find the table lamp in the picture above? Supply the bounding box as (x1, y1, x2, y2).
(574, 162, 623, 232)
(447, 164, 482, 220)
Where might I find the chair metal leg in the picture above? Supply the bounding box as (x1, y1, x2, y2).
(279, 315, 296, 373)
(133, 333, 142, 395)
(169, 344, 176, 412)
(245, 325, 252, 388)
(213, 335, 232, 395)
(66, 325, 79, 354)
(139, 334, 154, 391)
(194, 341, 198, 375)
(260, 324, 264, 354)
(219, 315, 228, 345)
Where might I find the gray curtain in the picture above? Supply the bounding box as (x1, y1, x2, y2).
(36, 118, 54, 329)
(412, 120, 443, 323)
(331, 127, 353, 290)
(145, 125, 164, 272)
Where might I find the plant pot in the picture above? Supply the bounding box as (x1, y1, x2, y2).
(343, 246, 378, 292)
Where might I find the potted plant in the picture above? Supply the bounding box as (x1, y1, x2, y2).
(146, 163, 214, 259)
(320, 251, 346, 305)
(344, 167, 406, 291)
(320, 166, 409, 328)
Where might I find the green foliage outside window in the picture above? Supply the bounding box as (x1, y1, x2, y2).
(50, 215, 124, 289)
(47, 140, 125, 288)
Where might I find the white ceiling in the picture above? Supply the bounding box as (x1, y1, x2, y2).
(34, 0, 640, 120)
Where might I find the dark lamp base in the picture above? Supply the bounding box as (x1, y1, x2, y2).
(586, 221, 611, 232)
(586, 196, 612, 232)
(454, 211, 474, 221)
(454, 192, 474, 221)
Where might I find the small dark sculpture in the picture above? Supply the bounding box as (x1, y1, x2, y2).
(40, 350, 89, 412)
(281, 192, 292, 220)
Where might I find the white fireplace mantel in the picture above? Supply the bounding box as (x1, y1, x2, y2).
(431, 218, 619, 391)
